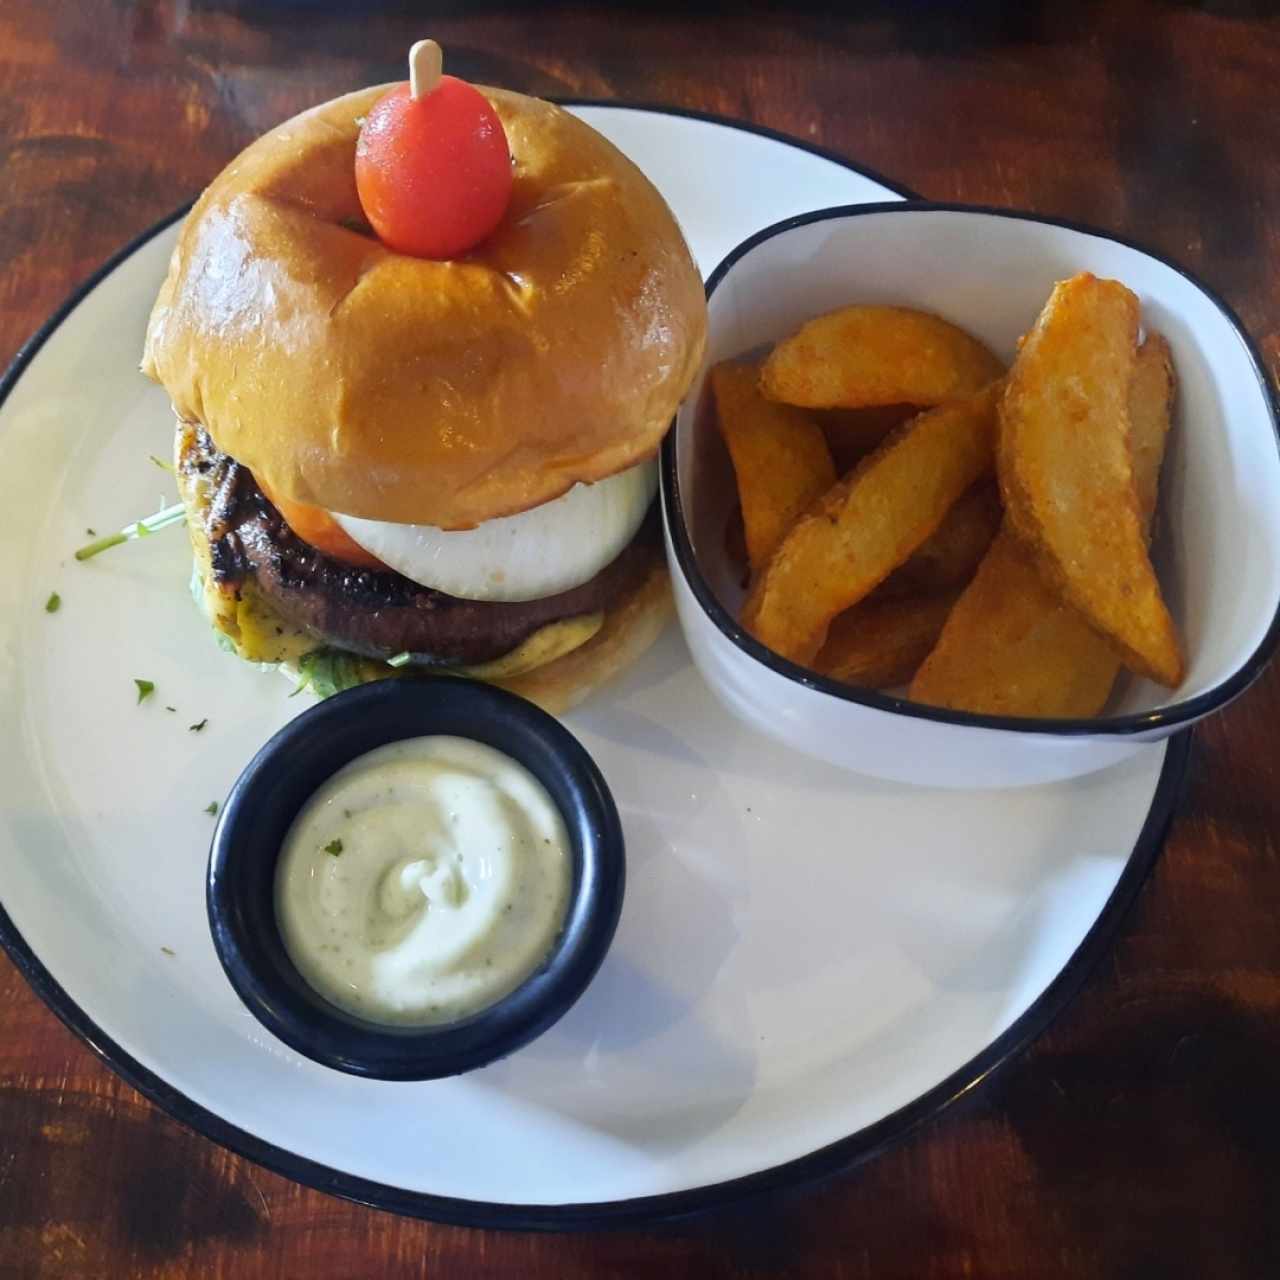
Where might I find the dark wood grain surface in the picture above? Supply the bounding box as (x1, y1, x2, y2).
(3, 1, 1279, 1275)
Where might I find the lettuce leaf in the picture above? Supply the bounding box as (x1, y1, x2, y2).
(292, 648, 373, 699)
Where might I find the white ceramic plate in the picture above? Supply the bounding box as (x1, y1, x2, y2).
(0, 104, 1187, 1227)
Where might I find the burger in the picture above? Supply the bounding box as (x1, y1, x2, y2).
(142, 83, 706, 711)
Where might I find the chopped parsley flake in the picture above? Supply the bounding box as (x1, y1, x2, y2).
(165, 706, 176, 713)
(160, 946, 176, 957)
(44, 592, 60, 613)
(188, 718, 208, 732)
(85, 528, 96, 537)
(324, 839, 344, 857)
(134, 679, 155, 704)
(204, 801, 218, 816)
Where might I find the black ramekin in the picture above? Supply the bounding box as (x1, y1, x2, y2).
(206, 677, 625, 1080)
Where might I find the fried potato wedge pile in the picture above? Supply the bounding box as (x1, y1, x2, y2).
(710, 279, 1182, 715)
(741, 385, 999, 666)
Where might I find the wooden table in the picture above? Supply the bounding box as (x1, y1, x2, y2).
(2, 1, 1278, 1275)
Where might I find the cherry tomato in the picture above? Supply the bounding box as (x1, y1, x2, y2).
(354, 79, 512, 259)
(256, 477, 388, 572)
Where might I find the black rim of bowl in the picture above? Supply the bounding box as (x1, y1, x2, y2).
(661, 199, 1280, 740)
(207, 678, 625, 1081)
(0, 105, 1196, 1229)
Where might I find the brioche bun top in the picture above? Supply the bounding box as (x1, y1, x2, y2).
(142, 85, 706, 528)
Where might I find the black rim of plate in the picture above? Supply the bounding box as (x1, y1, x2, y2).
(661, 200, 1280, 739)
(0, 102, 1193, 1231)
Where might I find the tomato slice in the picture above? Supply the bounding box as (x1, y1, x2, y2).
(256, 477, 387, 571)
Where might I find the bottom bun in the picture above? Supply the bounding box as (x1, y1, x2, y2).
(494, 561, 672, 714)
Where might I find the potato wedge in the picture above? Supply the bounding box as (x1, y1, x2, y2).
(881, 481, 1002, 596)
(743, 384, 1000, 664)
(912, 334, 1175, 716)
(817, 590, 961, 689)
(761, 305, 1004, 410)
(811, 404, 918, 473)
(997, 274, 1183, 686)
(711, 361, 836, 572)
(908, 530, 1119, 716)
(1130, 332, 1175, 527)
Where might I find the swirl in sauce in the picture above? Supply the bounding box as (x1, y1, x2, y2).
(274, 736, 571, 1025)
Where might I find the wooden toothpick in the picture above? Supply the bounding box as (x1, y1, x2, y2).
(409, 40, 443, 100)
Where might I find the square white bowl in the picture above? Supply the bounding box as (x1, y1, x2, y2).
(661, 203, 1280, 788)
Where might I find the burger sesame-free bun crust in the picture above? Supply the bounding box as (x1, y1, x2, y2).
(495, 559, 672, 714)
(142, 85, 707, 529)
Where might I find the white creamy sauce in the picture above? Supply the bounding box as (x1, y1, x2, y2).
(275, 736, 571, 1026)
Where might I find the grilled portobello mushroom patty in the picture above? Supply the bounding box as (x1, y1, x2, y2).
(176, 422, 662, 667)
